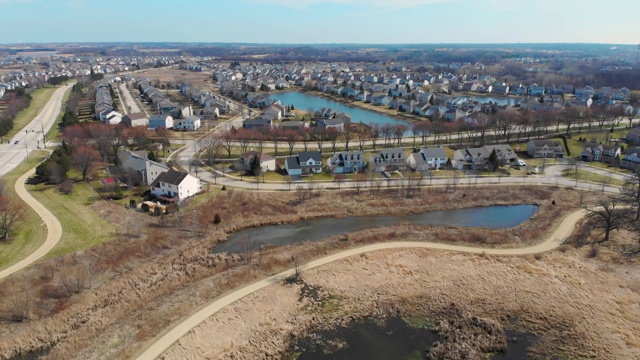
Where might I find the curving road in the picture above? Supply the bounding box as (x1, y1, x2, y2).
(0, 167, 62, 280)
(135, 208, 586, 360)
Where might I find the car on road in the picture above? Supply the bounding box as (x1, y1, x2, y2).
(13, 140, 19, 145)
(516, 159, 527, 166)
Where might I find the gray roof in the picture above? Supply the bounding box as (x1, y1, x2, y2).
(151, 169, 189, 187)
(285, 156, 301, 170)
(123, 112, 148, 121)
(298, 151, 322, 163)
(529, 139, 562, 147)
(419, 147, 446, 159)
(330, 151, 364, 164)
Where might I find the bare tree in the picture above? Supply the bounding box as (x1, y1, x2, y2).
(369, 123, 381, 150)
(392, 124, 408, 146)
(341, 125, 355, 151)
(219, 129, 235, 158)
(71, 145, 100, 181)
(313, 127, 326, 151)
(585, 198, 630, 244)
(326, 127, 341, 153)
(284, 129, 300, 156)
(619, 170, 640, 221)
(353, 173, 367, 194)
(0, 195, 26, 240)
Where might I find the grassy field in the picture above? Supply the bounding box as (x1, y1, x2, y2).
(27, 179, 116, 258)
(5, 86, 58, 139)
(562, 169, 626, 186)
(46, 83, 75, 142)
(0, 151, 49, 270)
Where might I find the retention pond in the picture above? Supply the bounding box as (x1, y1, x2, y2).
(214, 204, 538, 254)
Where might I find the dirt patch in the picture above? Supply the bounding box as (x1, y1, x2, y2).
(163, 249, 640, 360)
(137, 68, 214, 91)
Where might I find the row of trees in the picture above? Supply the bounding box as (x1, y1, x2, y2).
(211, 105, 631, 159)
(59, 82, 85, 128)
(62, 122, 171, 161)
(0, 88, 32, 138)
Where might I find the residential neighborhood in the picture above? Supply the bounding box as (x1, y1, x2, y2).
(1, 39, 640, 360)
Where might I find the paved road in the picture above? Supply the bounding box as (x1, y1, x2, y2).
(0, 84, 72, 178)
(118, 82, 141, 115)
(134, 208, 586, 360)
(0, 167, 62, 279)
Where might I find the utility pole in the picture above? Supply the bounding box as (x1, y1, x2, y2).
(41, 121, 46, 147)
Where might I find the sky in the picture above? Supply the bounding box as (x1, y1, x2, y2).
(1, 0, 639, 44)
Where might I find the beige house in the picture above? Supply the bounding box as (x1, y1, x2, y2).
(526, 140, 565, 158)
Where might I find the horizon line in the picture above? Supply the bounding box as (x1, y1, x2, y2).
(0, 41, 637, 47)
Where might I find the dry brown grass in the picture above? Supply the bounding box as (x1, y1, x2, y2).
(0, 186, 605, 359)
(163, 248, 640, 360)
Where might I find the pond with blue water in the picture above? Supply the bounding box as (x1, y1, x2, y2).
(214, 204, 538, 254)
(268, 92, 410, 128)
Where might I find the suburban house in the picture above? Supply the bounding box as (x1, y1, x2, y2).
(174, 115, 201, 131)
(327, 151, 366, 174)
(102, 110, 122, 125)
(121, 112, 149, 127)
(579, 143, 621, 163)
(526, 140, 565, 158)
(117, 149, 169, 186)
(243, 118, 273, 130)
(626, 128, 640, 145)
(239, 151, 277, 172)
(278, 120, 307, 131)
(452, 145, 517, 170)
(285, 151, 323, 176)
(150, 169, 201, 203)
(149, 114, 174, 130)
(370, 148, 406, 172)
(406, 148, 447, 171)
(620, 147, 640, 171)
(263, 104, 284, 120)
(201, 107, 220, 120)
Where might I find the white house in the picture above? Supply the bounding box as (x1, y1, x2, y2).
(150, 169, 201, 202)
(407, 148, 447, 171)
(370, 148, 406, 172)
(174, 116, 201, 131)
(103, 110, 122, 125)
(285, 151, 322, 176)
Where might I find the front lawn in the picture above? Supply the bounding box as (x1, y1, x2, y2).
(562, 169, 626, 187)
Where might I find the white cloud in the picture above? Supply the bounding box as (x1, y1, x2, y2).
(249, 0, 453, 10)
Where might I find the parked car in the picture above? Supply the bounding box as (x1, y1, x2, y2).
(516, 160, 527, 166)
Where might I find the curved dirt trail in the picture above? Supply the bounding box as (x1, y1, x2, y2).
(135, 208, 586, 360)
(0, 167, 63, 280)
